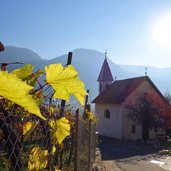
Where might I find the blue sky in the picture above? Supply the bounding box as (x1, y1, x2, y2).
(1, 0, 171, 67)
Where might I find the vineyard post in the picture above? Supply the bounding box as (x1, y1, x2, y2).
(83, 90, 89, 119)
(74, 109, 79, 171)
(59, 52, 72, 118)
(58, 52, 72, 169)
(87, 104, 91, 171)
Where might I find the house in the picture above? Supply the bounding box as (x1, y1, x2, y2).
(92, 55, 168, 141)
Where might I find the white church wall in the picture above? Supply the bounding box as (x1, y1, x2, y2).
(95, 103, 123, 139)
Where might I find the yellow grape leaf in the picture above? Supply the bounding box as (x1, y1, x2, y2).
(45, 64, 87, 105)
(22, 121, 37, 135)
(48, 119, 55, 129)
(11, 64, 33, 79)
(0, 71, 46, 120)
(87, 111, 94, 120)
(54, 166, 61, 171)
(24, 69, 44, 87)
(4, 101, 14, 110)
(33, 90, 44, 106)
(51, 117, 70, 144)
(28, 147, 48, 171)
(51, 145, 56, 155)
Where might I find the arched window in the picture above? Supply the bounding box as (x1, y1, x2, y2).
(106, 84, 109, 89)
(104, 109, 110, 119)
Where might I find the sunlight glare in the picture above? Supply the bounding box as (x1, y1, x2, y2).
(153, 14, 171, 49)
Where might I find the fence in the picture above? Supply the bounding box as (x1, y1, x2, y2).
(0, 103, 96, 171)
(0, 51, 97, 171)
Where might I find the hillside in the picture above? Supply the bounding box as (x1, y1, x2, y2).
(0, 46, 170, 99)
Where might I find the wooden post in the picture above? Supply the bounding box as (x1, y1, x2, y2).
(87, 120, 91, 171)
(83, 90, 89, 119)
(87, 103, 91, 171)
(59, 52, 72, 118)
(74, 109, 79, 171)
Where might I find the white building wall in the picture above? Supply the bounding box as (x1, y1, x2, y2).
(95, 103, 123, 139)
(95, 79, 164, 141)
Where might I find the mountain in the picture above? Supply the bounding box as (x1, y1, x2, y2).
(0, 46, 47, 71)
(0, 46, 44, 63)
(48, 48, 138, 98)
(120, 65, 171, 95)
(0, 46, 170, 100)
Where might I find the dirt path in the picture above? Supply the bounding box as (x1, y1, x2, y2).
(102, 160, 122, 171)
(92, 136, 171, 171)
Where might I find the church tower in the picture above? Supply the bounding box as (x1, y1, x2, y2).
(97, 51, 114, 94)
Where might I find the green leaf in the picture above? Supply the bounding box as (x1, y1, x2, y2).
(0, 71, 46, 120)
(45, 64, 87, 105)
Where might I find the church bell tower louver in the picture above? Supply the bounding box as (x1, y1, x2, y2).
(97, 51, 114, 94)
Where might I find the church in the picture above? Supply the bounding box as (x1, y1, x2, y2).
(92, 53, 167, 141)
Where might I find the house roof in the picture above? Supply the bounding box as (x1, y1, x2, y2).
(92, 76, 166, 104)
(97, 58, 114, 82)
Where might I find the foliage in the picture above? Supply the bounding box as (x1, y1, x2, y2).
(28, 147, 48, 171)
(126, 93, 171, 143)
(45, 64, 87, 105)
(49, 117, 70, 144)
(0, 63, 89, 170)
(0, 70, 45, 120)
(84, 109, 96, 122)
(127, 93, 170, 127)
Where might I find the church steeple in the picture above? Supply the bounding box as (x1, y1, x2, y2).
(97, 51, 114, 94)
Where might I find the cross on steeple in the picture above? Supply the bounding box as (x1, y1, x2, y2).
(97, 50, 114, 94)
(105, 49, 107, 59)
(145, 67, 148, 76)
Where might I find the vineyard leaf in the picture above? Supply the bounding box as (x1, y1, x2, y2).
(48, 119, 55, 129)
(28, 147, 48, 171)
(22, 121, 33, 135)
(51, 117, 70, 144)
(11, 64, 33, 79)
(54, 167, 61, 171)
(33, 90, 44, 106)
(22, 121, 37, 135)
(24, 69, 44, 87)
(51, 145, 56, 155)
(45, 64, 87, 105)
(0, 71, 46, 120)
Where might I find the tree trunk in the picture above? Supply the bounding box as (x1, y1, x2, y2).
(142, 124, 149, 145)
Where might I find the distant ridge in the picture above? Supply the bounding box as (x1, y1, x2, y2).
(0, 46, 44, 63)
(0, 46, 171, 99)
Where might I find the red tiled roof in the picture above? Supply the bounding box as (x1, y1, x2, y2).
(97, 58, 114, 82)
(92, 76, 166, 104)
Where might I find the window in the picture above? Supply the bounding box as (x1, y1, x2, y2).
(105, 84, 109, 89)
(132, 125, 136, 133)
(104, 109, 110, 119)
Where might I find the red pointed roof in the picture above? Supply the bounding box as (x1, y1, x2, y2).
(97, 58, 114, 82)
